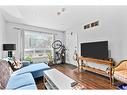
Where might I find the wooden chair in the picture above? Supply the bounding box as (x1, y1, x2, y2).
(113, 60, 127, 84)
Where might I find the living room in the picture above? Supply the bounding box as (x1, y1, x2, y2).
(0, 5, 127, 91)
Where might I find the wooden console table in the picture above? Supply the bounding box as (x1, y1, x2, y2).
(77, 56, 113, 84)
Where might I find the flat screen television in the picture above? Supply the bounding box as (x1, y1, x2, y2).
(81, 41, 108, 60)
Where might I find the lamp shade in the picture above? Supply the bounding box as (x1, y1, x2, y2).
(3, 44, 16, 51)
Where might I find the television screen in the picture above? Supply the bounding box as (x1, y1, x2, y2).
(3, 44, 16, 51)
(81, 41, 108, 60)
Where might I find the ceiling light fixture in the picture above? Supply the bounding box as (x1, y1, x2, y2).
(57, 12, 61, 15)
(57, 8, 66, 16)
(61, 8, 65, 12)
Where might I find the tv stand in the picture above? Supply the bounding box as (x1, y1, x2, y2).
(77, 56, 113, 84)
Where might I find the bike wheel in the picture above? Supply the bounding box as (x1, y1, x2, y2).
(52, 40, 62, 49)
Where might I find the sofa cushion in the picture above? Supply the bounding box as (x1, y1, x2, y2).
(114, 70, 127, 78)
(0, 60, 12, 89)
(15, 84, 37, 90)
(21, 61, 31, 67)
(114, 70, 127, 83)
(6, 73, 36, 90)
(32, 69, 45, 78)
(12, 63, 50, 77)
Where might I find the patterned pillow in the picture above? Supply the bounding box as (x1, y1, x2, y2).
(8, 59, 22, 71)
(0, 60, 12, 89)
(0, 83, 3, 89)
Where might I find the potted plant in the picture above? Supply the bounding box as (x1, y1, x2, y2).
(24, 55, 33, 63)
(47, 52, 53, 66)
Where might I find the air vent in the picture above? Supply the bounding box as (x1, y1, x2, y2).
(84, 21, 99, 30)
(84, 24, 90, 29)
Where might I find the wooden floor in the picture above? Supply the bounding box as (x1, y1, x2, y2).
(36, 64, 116, 89)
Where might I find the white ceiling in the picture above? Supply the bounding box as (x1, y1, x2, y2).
(1, 6, 100, 31)
(17, 6, 86, 31)
(1, 6, 126, 31)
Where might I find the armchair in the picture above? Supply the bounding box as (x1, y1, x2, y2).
(113, 60, 127, 84)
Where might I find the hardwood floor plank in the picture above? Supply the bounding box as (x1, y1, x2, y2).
(36, 64, 116, 89)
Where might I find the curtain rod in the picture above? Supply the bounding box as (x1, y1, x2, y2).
(13, 27, 58, 35)
(7, 21, 65, 32)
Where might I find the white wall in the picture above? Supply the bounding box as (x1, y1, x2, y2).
(121, 8, 127, 60)
(66, 7, 126, 66)
(4, 22, 65, 60)
(0, 11, 6, 58)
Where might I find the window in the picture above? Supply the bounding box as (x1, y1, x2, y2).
(24, 31, 54, 62)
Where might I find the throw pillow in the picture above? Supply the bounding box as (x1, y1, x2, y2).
(8, 59, 22, 71)
(13, 59, 22, 69)
(0, 83, 3, 89)
(0, 60, 12, 89)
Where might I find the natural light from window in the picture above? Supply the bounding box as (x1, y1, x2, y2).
(24, 31, 54, 63)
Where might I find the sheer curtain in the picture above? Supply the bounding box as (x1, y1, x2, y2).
(16, 29, 24, 60)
